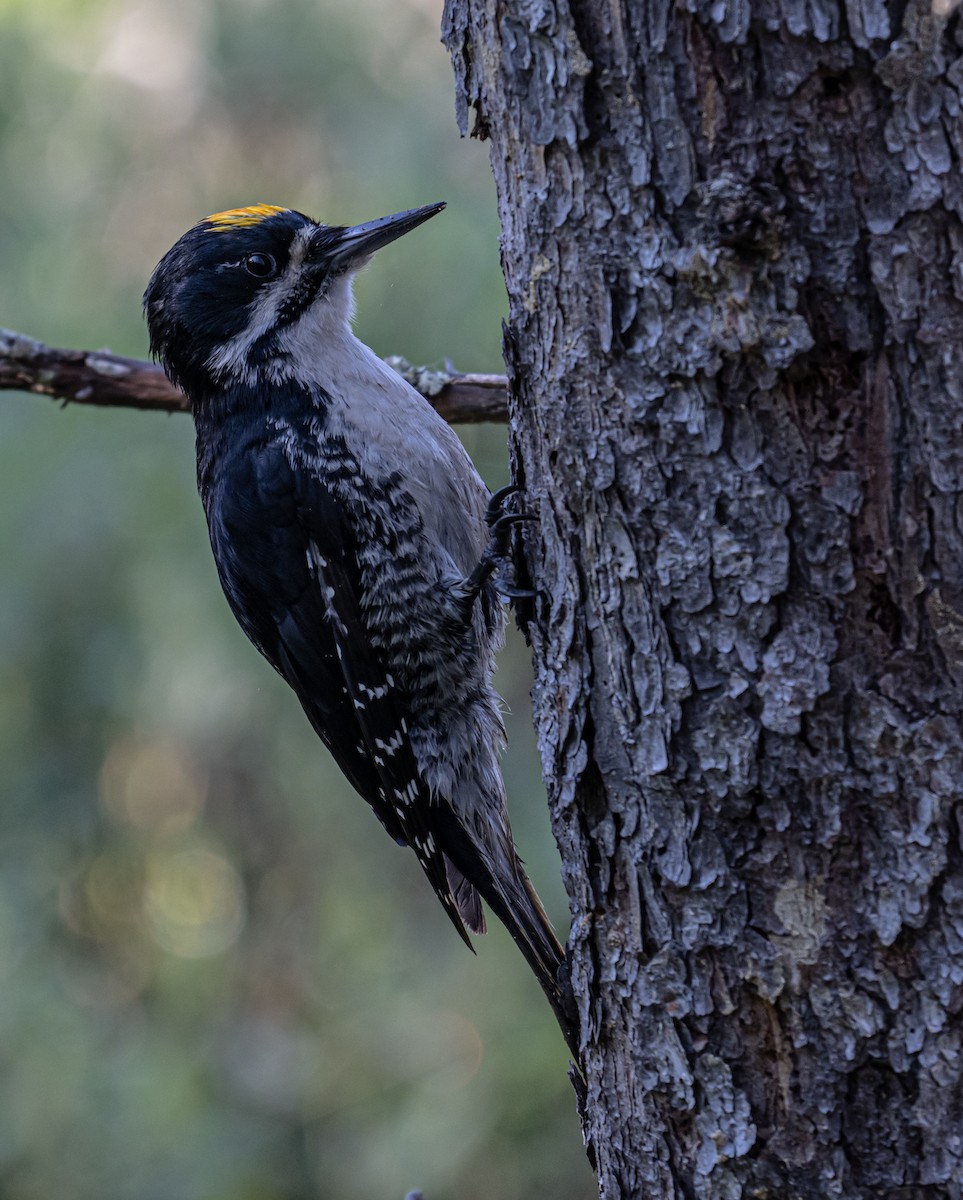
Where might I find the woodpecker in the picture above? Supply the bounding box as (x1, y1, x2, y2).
(143, 202, 577, 1056)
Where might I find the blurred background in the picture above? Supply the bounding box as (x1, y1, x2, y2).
(0, 1, 592, 1197)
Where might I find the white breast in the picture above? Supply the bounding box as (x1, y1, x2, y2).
(274, 277, 491, 577)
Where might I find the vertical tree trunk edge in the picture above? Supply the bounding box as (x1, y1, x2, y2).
(444, 2, 963, 1198)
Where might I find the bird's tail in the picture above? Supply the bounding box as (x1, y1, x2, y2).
(433, 800, 581, 1062)
(485, 857, 581, 1063)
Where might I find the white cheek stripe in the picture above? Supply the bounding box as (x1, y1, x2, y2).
(205, 226, 316, 381)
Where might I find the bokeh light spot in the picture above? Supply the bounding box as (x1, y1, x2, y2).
(100, 735, 206, 834)
(143, 846, 244, 958)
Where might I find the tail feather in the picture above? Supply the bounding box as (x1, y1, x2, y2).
(432, 798, 581, 1061)
(483, 862, 581, 1062)
(445, 856, 487, 935)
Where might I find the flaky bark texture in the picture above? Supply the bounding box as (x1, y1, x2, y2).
(443, 1, 963, 1196)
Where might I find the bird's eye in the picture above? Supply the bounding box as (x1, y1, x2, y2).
(244, 252, 277, 278)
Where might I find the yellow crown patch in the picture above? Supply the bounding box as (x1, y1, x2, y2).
(204, 204, 287, 230)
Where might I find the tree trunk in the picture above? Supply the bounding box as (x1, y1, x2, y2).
(443, 1, 963, 1196)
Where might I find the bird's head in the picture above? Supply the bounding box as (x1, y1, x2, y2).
(143, 201, 445, 394)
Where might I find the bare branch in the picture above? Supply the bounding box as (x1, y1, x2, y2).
(0, 328, 509, 424)
(1, 328, 190, 413)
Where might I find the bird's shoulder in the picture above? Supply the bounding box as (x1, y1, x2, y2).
(203, 410, 338, 526)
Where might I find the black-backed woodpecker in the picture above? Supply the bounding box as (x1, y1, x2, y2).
(143, 203, 577, 1055)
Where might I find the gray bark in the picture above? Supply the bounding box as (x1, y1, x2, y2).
(442, 1, 963, 1197)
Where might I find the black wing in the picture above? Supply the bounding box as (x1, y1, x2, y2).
(207, 438, 472, 947)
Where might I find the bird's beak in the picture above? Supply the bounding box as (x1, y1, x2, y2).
(319, 202, 446, 272)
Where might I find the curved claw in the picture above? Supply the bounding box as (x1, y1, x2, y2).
(496, 583, 537, 601)
(485, 483, 522, 528)
(453, 484, 538, 625)
(490, 510, 533, 538)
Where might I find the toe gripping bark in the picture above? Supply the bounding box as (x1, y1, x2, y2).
(455, 484, 535, 621)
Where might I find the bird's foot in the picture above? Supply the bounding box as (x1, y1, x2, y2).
(455, 486, 536, 620)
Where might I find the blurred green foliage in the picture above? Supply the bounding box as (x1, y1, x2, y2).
(0, 1, 593, 1197)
